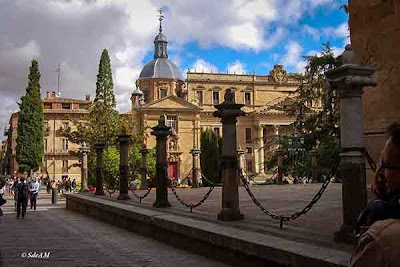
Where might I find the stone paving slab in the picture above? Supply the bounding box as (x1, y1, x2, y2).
(65, 184, 354, 267)
(0, 195, 229, 267)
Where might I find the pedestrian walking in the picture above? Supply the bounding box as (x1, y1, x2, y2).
(66, 178, 72, 192)
(29, 178, 40, 210)
(72, 179, 76, 192)
(0, 176, 6, 217)
(16, 176, 29, 218)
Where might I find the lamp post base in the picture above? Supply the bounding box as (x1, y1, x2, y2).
(334, 224, 358, 245)
(153, 201, 171, 208)
(117, 194, 131, 200)
(217, 209, 244, 221)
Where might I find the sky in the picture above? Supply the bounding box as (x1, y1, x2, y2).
(0, 0, 348, 135)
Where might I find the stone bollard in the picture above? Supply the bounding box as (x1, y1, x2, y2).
(151, 115, 172, 208)
(190, 148, 201, 188)
(139, 145, 149, 190)
(213, 89, 245, 221)
(117, 131, 131, 200)
(79, 142, 90, 192)
(309, 149, 319, 183)
(276, 149, 283, 185)
(326, 44, 377, 242)
(94, 143, 106, 196)
(51, 188, 57, 204)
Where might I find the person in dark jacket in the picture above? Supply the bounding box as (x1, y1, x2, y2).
(16, 176, 29, 218)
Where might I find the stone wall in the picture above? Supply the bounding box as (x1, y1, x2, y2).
(349, 0, 400, 171)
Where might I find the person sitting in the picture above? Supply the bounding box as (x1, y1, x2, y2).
(350, 123, 400, 266)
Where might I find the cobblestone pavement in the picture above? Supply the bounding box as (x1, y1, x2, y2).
(0, 194, 230, 267)
(112, 183, 354, 252)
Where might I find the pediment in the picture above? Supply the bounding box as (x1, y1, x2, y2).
(142, 95, 202, 111)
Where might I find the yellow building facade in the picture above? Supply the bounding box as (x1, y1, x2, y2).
(132, 20, 301, 183)
(4, 92, 90, 181)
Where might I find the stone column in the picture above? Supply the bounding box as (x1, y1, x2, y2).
(257, 126, 266, 175)
(151, 115, 172, 208)
(276, 149, 283, 185)
(190, 148, 200, 188)
(94, 143, 106, 196)
(79, 142, 90, 192)
(326, 44, 377, 241)
(117, 132, 131, 200)
(139, 145, 149, 190)
(309, 149, 319, 183)
(214, 89, 245, 221)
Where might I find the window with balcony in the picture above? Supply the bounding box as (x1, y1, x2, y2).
(62, 138, 69, 150)
(44, 139, 48, 151)
(245, 128, 252, 144)
(213, 91, 219, 105)
(245, 92, 251, 106)
(166, 116, 178, 132)
(44, 103, 52, 109)
(196, 91, 203, 105)
(62, 103, 71, 109)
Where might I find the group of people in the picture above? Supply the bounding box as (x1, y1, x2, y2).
(0, 173, 41, 218)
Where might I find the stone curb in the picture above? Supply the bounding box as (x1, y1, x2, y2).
(65, 193, 350, 267)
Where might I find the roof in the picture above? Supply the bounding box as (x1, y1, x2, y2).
(43, 97, 90, 104)
(141, 95, 202, 112)
(139, 58, 183, 81)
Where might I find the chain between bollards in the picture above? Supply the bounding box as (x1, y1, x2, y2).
(168, 168, 216, 212)
(239, 157, 340, 229)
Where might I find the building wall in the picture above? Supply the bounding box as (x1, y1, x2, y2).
(5, 93, 90, 181)
(349, 0, 400, 184)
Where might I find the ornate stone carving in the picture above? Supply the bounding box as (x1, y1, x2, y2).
(269, 65, 288, 84)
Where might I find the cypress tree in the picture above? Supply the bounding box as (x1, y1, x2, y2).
(200, 129, 222, 185)
(95, 49, 115, 108)
(16, 60, 44, 173)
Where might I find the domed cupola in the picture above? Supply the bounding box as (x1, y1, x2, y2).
(139, 12, 183, 81)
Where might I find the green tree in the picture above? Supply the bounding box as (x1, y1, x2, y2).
(16, 60, 44, 173)
(103, 146, 120, 189)
(95, 49, 116, 108)
(266, 44, 342, 180)
(200, 129, 222, 186)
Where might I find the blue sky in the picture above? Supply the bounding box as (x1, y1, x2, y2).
(0, 0, 349, 131)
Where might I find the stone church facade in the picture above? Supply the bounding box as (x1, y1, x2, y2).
(131, 19, 302, 183)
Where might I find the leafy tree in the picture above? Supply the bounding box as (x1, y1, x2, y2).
(16, 60, 44, 173)
(103, 146, 120, 189)
(266, 44, 342, 180)
(200, 129, 222, 186)
(95, 49, 116, 108)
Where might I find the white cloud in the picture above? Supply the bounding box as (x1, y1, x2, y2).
(303, 25, 320, 41)
(227, 60, 246, 74)
(322, 22, 350, 46)
(281, 41, 307, 73)
(190, 59, 218, 73)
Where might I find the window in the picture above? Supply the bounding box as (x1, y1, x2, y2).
(245, 128, 252, 144)
(62, 160, 68, 173)
(62, 122, 70, 131)
(213, 91, 219, 105)
(213, 127, 220, 136)
(44, 103, 52, 109)
(196, 91, 203, 105)
(44, 139, 48, 151)
(62, 103, 71, 109)
(263, 128, 267, 142)
(79, 104, 87, 110)
(62, 138, 69, 150)
(245, 92, 251, 106)
(160, 89, 167, 98)
(143, 90, 149, 102)
(166, 116, 178, 132)
(246, 159, 253, 173)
